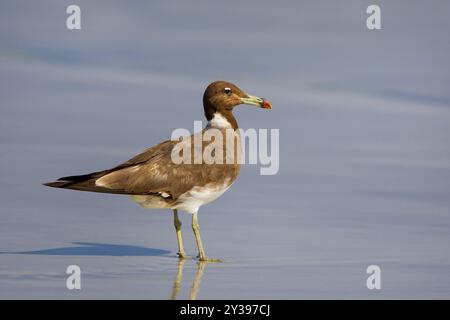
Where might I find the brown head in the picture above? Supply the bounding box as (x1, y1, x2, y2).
(203, 80, 272, 130)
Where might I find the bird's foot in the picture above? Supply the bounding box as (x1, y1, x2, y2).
(177, 252, 188, 259)
(197, 255, 222, 263)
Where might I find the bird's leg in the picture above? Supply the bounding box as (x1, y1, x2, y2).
(191, 212, 222, 262)
(191, 212, 205, 260)
(173, 210, 187, 259)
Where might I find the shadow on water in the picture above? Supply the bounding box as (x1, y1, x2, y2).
(0, 242, 171, 257)
(2, 242, 210, 299)
(171, 259, 211, 300)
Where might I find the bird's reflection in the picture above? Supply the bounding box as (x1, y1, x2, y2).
(170, 259, 208, 300)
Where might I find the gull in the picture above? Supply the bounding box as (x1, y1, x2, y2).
(44, 81, 272, 261)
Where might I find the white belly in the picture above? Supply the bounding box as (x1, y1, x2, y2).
(129, 182, 232, 214)
(174, 182, 232, 214)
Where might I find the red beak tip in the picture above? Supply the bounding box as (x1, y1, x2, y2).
(262, 100, 272, 109)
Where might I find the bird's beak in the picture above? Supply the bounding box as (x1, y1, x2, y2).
(240, 94, 272, 109)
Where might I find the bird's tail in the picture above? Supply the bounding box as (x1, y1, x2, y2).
(42, 170, 120, 193)
(43, 180, 74, 188)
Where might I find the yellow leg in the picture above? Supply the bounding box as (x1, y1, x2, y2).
(191, 212, 221, 262)
(173, 210, 186, 259)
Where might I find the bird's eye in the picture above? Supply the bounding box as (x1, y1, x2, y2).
(224, 87, 232, 94)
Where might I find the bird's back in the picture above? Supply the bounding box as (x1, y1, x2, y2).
(44, 128, 242, 212)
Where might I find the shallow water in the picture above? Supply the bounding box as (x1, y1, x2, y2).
(1, 1, 450, 299)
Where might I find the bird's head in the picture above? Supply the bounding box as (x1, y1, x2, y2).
(203, 80, 272, 129)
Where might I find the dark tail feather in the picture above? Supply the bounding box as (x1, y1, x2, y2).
(58, 171, 108, 183)
(42, 170, 108, 189)
(43, 181, 74, 188)
(42, 170, 128, 194)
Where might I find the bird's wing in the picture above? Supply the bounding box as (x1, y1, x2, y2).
(45, 139, 179, 195)
(44, 132, 240, 197)
(94, 139, 190, 196)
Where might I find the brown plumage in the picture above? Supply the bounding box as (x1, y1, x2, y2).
(44, 130, 239, 200)
(43, 80, 271, 261)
